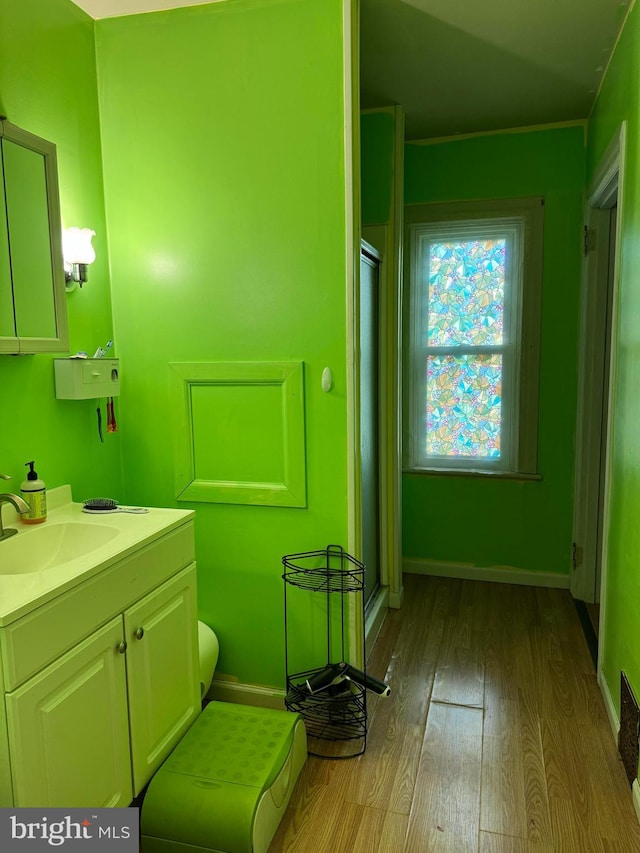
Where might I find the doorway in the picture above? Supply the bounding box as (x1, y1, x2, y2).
(572, 125, 625, 666)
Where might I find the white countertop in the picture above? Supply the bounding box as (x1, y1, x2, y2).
(0, 486, 194, 626)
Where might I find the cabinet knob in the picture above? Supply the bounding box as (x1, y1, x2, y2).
(116, 640, 127, 654)
(134, 627, 145, 640)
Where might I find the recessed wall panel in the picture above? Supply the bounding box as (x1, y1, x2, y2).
(191, 384, 285, 484)
(170, 361, 306, 507)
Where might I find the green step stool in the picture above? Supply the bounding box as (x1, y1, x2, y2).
(141, 701, 306, 853)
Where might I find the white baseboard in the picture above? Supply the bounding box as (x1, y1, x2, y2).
(207, 679, 286, 710)
(633, 779, 640, 826)
(389, 584, 404, 609)
(598, 669, 620, 742)
(598, 671, 640, 827)
(365, 587, 388, 651)
(403, 558, 570, 589)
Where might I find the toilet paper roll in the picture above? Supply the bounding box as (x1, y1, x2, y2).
(198, 621, 219, 699)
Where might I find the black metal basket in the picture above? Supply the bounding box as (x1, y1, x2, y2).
(282, 544, 364, 593)
(282, 545, 367, 759)
(285, 669, 367, 745)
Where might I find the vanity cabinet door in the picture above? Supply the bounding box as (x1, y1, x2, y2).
(124, 562, 199, 795)
(5, 617, 132, 808)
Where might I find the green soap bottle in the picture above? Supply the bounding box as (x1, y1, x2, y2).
(20, 460, 47, 524)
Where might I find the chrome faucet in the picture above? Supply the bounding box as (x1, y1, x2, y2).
(0, 474, 30, 541)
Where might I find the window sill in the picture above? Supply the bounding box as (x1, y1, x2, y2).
(403, 467, 542, 482)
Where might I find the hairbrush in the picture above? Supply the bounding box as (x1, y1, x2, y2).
(82, 498, 149, 514)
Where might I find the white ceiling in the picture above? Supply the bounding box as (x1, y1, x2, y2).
(71, 0, 631, 139)
(361, 0, 632, 138)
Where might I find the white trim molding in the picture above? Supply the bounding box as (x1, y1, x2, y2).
(404, 197, 544, 477)
(597, 669, 640, 827)
(572, 122, 626, 606)
(169, 361, 306, 508)
(361, 105, 405, 615)
(71, 0, 229, 19)
(598, 669, 620, 743)
(343, 0, 362, 668)
(207, 679, 286, 711)
(404, 557, 569, 589)
(365, 585, 389, 652)
(389, 585, 405, 609)
(633, 780, 640, 827)
(595, 122, 627, 683)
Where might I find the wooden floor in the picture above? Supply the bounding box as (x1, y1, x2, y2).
(270, 574, 640, 852)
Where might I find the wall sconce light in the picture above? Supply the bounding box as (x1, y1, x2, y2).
(63, 227, 96, 291)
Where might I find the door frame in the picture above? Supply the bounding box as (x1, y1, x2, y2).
(346, 57, 404, 662)
(357, 108, 405, 651)
(360, 230, 390, 643)
(360, 237, 383, 614)
(571, 123, 626, 672)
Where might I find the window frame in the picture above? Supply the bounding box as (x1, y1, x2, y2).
(404, 197, 544, 477)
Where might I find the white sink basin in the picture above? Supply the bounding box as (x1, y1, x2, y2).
(0, 485, 195, 626)
(0, 522, 120, 575)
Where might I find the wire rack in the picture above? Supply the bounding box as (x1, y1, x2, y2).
(285, 673, 366, 744)
(282, 545, 364, 593)
(282, 545, 367, 758)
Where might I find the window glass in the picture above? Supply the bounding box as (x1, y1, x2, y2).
(426, 352, 503, 458)
(405, 199, 543, 476)
(426, 238, 506, 347)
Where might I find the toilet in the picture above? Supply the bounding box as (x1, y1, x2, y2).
(140, 622, 307, 853)
(197, 620, 221, 700)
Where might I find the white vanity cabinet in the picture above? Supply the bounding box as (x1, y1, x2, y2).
(6, 617, 132, 808)
(0, 517, 200, 808)
(124, 565, 199, 794)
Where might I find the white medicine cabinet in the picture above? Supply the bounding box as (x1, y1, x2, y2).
(0, 119, 68, 354)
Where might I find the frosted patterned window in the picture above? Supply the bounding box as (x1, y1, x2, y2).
(405, 201, 543, 474)
(426, 353, 503, 458)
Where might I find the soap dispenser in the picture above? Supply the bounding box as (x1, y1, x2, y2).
(20, 461, 47, 524)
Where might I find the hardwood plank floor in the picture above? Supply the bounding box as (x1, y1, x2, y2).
(269, 575, 640, 852)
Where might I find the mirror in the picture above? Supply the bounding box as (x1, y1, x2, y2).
(0, 119, 68, 354)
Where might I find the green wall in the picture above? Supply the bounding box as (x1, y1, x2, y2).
(403, 126, 585, 576)
(0, 0, 121, 499)
(95, 0, 351, 687)
(361, 109, 395, 225)
(587, 3, 640, 713)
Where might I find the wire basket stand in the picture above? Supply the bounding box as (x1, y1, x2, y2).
(282, 544, 366, 759)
